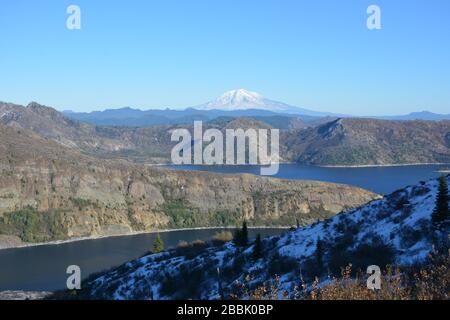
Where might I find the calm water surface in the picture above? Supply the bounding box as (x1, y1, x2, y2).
(166, 164, 448, 194)
(0, 228, 285, 291)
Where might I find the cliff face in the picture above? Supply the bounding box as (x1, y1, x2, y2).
(0, 124, 379, 244)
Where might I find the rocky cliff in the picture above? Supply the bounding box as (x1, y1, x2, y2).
(0, 124, 378, 244)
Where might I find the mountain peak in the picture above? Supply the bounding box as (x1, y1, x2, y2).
(210, 89, 265, 110)
(26, 101, 46, 109)
(217, 89, 264, 104)
(193, 90, 336, 117)
(197, 89, 289, 112)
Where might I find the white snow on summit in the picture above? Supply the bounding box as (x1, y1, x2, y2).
(195, 89, 329, 116)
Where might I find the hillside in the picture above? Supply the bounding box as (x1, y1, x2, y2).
(0, 101, 174, 163)
(69, 175, 449, 300)
(283, 118, 450, 165)
(2, 102, 450, 166)
(0, 123, 377, 246)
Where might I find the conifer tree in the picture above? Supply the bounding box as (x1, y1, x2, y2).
(233, 220, 249, 247)
(241, 220, 248, 246)
(316, 237, 323, 274)
(252, 234, 262, 261)
(233, 228, 242, 247)
(152, 234, 164, 253)
(432, 176, 449, 231)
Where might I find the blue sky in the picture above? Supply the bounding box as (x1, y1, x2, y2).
(0, 0, 449, 115)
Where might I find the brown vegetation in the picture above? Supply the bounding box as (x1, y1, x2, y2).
(230, 252, 449, 300)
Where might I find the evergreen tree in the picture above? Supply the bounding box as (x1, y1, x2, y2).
(233, 228, 242, 247)
(233, 220, 249, 247)
(432, 176, 449, 231)
(241, 220, 248, 246)
(152, 234, 164, 253)
(252, 234, 262, 261)
(315, 237, 323, 274)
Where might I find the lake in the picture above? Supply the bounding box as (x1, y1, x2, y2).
(0, 228, 285, 291)
(0, 164, 447, 292)
(165, 164, 449, 195)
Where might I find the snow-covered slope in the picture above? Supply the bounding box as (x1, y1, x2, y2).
(194, 89, 341, 116)
(81, 176, 448, 300)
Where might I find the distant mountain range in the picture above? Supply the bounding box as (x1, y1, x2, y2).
(2, 101, 449, 167)
(63, 106, 310, 127)
(62, 89, 450, 127)
(376, 111, 450, 121)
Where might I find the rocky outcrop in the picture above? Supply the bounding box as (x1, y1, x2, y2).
(0, 124, 379, 244)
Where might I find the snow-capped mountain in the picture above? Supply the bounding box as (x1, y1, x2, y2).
(75, 175, 448, 300)
(194, 89, 341, 116)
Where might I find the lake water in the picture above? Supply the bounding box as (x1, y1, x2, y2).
(166, 164, 449, 195)
(0, 228, 285, 291)
(1, 164, 447, 292)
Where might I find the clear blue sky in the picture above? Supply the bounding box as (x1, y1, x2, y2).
(0, 0, 449, 115)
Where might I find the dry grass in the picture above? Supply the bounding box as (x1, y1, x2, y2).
(230, 251, 449, 300)
(211, 231, 233, 245)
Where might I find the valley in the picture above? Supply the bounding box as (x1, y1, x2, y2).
(2, 0, 449, 302)
(0, 96, 448, 299)
(0, 98, 449, 249)
(0, 117, 378, 247)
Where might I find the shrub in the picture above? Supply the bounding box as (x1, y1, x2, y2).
(211, 231, 233, 246)
(328, 234, 395, 275)
(395, 197, 410, 210)
(192, 239, 207, 248)
(0, 207, 67, 242)
(267, 252, 299, 277)
(236, 252, 450, 300)
(400, 225, 425, 248)
(174, 239, 209, 259)
(69, 197, 97, 210)
(159, 272, 178, 297)
(176, 240, 189, 249)
(351, 236, 395, 271)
